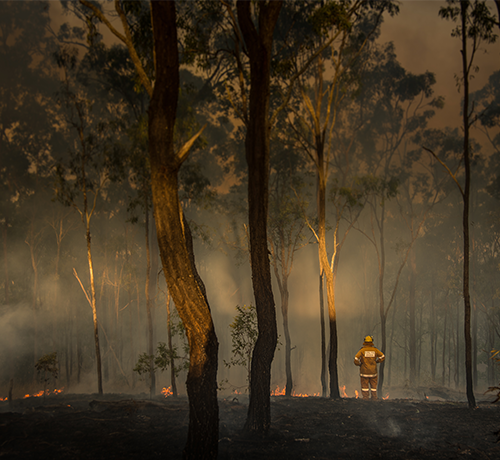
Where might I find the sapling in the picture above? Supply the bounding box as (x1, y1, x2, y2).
(35, 352, 59, 399)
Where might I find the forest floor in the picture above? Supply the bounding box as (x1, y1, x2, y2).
(1, 387, 500, 459)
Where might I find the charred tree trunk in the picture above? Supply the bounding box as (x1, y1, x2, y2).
(3, 221, 8, 305)
(280, 276, 293, 397)
(319, 271, 328, 397)
(149, 4, 219, 457)
(236, 0, 282, 433)
(460, 0, 476, 409)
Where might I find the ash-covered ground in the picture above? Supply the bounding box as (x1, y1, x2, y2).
(1, 387, 500, 459)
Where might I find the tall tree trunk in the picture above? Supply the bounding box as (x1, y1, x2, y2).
(377, 206, 387, 393)
(145, 194, 155, 398)
(319, 271, 328, 397)
(149, 4, 219, 457)
(315, 135, 340, 399)
(430, 280, 436, 381)
(166, 291, 178, 398)
(236, 0, 282, 433)
(4, 221, 8, 305)
(460, 0, 476, 409)
(409, 247, 417, 384)
(87, 223, 103, 394)
(279, 276, 293, 397)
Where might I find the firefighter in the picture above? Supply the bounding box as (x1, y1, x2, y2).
(354, 336, 385, 400)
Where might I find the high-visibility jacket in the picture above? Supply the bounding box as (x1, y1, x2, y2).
(354, 342, 385, 377)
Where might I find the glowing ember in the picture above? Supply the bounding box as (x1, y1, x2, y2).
(270, 385, 319, 397)
(23, 388, 64, 398)
(161, 386, 173, 398)
(0, 397, 7, 401)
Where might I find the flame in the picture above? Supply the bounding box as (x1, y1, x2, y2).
(0, 397, 7, 401)
(270, 385, 319, 397)
(23, 388, 64, 398)
(355, 390, 359, 399)
(271, 385, 286, 396)
(341, 385, 348, 398)
(383, 393, 389, 400)
(161, 386, 173, 398)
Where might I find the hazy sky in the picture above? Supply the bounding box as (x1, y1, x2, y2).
(381, 0, 500, 129)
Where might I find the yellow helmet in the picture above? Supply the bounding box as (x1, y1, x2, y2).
(364, 336, 373, 343)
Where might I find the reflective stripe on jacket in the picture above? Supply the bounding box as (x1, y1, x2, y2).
(354, 342, 385, 376)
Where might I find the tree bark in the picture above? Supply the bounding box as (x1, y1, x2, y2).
(409, 247, 417, 384)
(149, 3, 219, 457)
(460, 0, 476, 408)
(236, 0, 282, 433)
(319, 271, 328, 397)
(145, 194, 155, 398)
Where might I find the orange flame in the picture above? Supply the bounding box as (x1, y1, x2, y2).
(383, 393, 389, 400)
(271, 385, 286, 396)
(23, 388, 64, 399)
(161, 386, 173, 398)
(270, 385, 319, 397)
(341, 385, 348, 398)
(355, 390, 359, 399)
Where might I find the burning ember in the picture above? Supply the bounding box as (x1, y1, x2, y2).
(23, 388, 64, 398)
(161, 386, 173, 398)
(270, 385, 320, 397)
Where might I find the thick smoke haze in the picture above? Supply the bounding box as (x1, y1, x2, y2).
(1, 0, 500, 401)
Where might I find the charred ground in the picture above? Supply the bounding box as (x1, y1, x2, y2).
(1, 389, 500, 459)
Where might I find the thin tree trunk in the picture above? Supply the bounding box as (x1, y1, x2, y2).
(166, 291, 178, 398)
(145, 194, 155, 398)
(460, 0, 476, 408)
(4, 222, 8, 305)
(87, 224, 103, 395)
(409, 247, 417, 384)
(319, 271, 327, 397)
(280, 278, 293, 397)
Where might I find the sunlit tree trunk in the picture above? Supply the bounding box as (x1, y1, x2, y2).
(148, 4, 219, 457)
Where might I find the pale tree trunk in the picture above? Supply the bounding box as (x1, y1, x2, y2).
(86, 220, 103, 394)
(145, 194, 155, 397)
(166, 291, 178, 398)
(409, 247, 417, 384)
